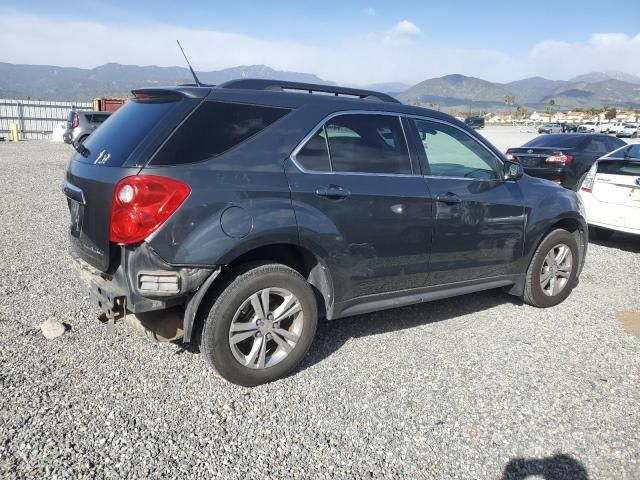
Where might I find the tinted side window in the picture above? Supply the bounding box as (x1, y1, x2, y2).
(152, 101, 290, 166)
(412, 119, 499, 180)
(325, 115, 411, 174)
(295, 128, 331, 172)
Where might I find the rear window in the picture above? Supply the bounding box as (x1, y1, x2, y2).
(85, 114, 110, 124)
(523, 135, 586, 148)
(77, 98, 181, 167)
(598, 160, 640, 176)
(151, 101, 290, 166)
(603, 144, 640, 161)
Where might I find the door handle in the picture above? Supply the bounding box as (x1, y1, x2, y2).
(316, 186, 350, 199)
(435, 192, 461, 204)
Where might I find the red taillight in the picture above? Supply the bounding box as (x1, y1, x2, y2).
(545, 152, 573, 165)
(110, 175, 191, 244)
(71, 112, 79, 129)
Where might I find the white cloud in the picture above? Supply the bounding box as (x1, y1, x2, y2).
(528, 33, 640, 79)
(363, 7, 376, 16)
(0, 12, 638, 85)
(388, 20, 422, 38)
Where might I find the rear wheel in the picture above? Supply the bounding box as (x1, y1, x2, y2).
(201, 263, 318, 386)
(589, 225, 614, 241)
(523, 229, 579, 308)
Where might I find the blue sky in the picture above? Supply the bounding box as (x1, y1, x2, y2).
(1, 1, 639, 84)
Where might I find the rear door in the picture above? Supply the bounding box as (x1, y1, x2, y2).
(285, 112, 434, 305)
(407, 117, 525, 285)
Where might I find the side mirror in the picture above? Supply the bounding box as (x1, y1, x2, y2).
(503, 160, 523, 181)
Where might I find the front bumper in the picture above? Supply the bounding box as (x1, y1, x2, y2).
(72, 242, 214, 317)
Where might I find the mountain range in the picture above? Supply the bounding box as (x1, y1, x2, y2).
(1, 61, 639, 111)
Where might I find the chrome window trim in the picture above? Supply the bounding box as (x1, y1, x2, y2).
(407, 114, 505, 181)
(289, 110, 416, 177)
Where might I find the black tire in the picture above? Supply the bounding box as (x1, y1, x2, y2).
(78, 135, 89, 144)
(589, 225, 614, 241)
(523, 229, 579, 308)
(201, 263, 317, 386)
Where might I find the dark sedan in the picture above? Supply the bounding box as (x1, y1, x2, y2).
(505, 134, 626, 190)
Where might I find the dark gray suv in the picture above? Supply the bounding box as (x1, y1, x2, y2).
(63, 80, 588, 386)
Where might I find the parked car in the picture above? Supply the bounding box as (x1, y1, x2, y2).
(616, 123, 639, 138)
(63, 110, 111, 144)
(577, 121, 599, 133)
(561, 123, 578, 133)
(505, 134, 626, 190)
(63, 80, 587, 386)
(579, 144, 640, 239)
(599, 122, 611, 134)
(608, 122, 626, 135)
(464, 116, 485, 129)
(538, 123, 563, 134)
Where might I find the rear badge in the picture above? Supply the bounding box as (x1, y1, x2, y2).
(94, 150, 111, 165)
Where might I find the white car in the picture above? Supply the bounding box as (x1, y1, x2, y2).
(608, 122, 626, 135)
(579, 144, 640, 239)
(615, 123, 639, 138)
(578, 121, 599, 133)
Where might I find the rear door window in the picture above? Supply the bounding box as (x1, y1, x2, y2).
(151, 101, 290, 166)
(324, 114, 411, 174)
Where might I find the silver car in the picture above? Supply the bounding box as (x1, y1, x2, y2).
(63, 111, 111, 144)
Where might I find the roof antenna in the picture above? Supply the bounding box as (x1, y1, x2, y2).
(176, 40, 202, 87)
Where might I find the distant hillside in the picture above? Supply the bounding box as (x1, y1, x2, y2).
(570, 71, 640, 85)
(1, 61, 639, 110)
(397, 73, 640, 111)
(505, 77, 568, 104)
(0, 62, 332, 101)
(547, 79, 640, 108)
(396, 74, 512, 109)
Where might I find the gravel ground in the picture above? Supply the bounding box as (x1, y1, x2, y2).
(1, 139, 639, 479)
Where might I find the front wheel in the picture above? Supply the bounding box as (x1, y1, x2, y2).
(201, 263, 318, 386)
(523, 229, 580, 308)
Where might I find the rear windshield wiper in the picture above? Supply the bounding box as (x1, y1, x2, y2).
(72, 141, 90, 158)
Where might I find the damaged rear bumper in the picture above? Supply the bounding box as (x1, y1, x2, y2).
(72, 242, 216, 327)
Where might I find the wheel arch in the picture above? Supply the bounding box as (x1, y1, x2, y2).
(510, 214, 587, 297)
(183, 242, 333, 344)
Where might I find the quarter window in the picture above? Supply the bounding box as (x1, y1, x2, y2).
(325, 114, 411, 174)
(295, 128, 331, 172)
(152, 101, 290, 166)
(412, 119, 499, 180)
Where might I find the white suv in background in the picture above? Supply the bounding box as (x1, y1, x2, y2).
(579, 144, 640, 240)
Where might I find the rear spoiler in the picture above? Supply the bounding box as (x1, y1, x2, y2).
(131, 87, 211, 100)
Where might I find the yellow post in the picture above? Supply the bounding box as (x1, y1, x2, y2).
(9, 123, 19, 142)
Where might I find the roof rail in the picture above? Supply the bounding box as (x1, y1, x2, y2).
(217, 79, 400, 104)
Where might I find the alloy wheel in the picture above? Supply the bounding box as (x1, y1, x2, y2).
(539, 243, 573, 296)
(228, 287, 304, 369)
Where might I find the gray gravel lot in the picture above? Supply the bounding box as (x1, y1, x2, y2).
(1, 139, 639, 479)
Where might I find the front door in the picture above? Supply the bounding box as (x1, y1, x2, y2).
(285, 112, 434, 307)
(407, 117, 525, 286)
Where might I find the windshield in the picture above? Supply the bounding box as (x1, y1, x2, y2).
(523, 135, 586, 148)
